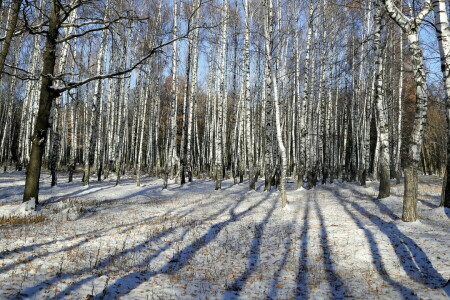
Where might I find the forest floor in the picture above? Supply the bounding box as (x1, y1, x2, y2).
(0, 171, 449, 300)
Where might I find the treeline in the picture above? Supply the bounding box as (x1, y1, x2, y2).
(0, 0, 449, 221)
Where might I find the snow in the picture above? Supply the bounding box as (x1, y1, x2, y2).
(0, 171, 449, 299)
(0, 199, 36, 218)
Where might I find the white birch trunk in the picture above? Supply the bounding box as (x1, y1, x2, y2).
(264, 0, 287, 207)
(164, 0, 180, 189)
(215, 0, 228, 190)
(432, 0, 450, 207)
(186, 1, 200, 183)
(383, 0, 431, 221)
(243, 0, 255, 190)
(374, 2, 390, 198)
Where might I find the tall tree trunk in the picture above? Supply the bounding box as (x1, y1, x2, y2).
(186, 0, 200, 183)
(164, 0, 180, 189)
(243, 0, 255, 190)
(383, 0, 431, 221)
(215, 0, 228, 190)
(23, 0, 60, 204)
(264, 0, 287, 207)
(50, 5, 77, 187)
(136, 73, 149, 186)
(374, 2, 391, 199)
(396, 25, 403, 185)
(433, 0, 450, 208)
(297, 0, 314, 190)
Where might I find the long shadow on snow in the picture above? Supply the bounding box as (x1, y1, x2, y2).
(345, 186, 448, 290)
(14, 202, 206, 299)
(266, 222, 295, 300)
(265, 209, 297, 300)
(323, 185, 447, 298)
(313, 193, 348, 299)
(295, 194, 310, 299)
(0, 203, 184, 260)
(0, 207, 184, 275)
(18, 213, 191, 299)
(52, 195, 244, 298)
(41, 185, 114, 206)
(327, 186, 417, 299)
(94, 193, 271, 299)
(222, 197, 277, 299)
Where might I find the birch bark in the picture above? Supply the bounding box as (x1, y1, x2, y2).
(215, 0, 228, 190)
(264, 0, 287, 207)
(186, 0, 200, 183)
(383, 0, 431, 221)
(164, 0, 180, 189)
(432, 0, 450, 208)
(374, 2, 391, 198)
(243, 0, 255, 190)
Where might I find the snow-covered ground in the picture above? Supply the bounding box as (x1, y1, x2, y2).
(0, 171, 449, 300)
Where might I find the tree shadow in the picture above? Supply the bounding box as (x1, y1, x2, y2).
(94, 194, 270, 299)
(295, 194, 310, 299)
(323, 184, 448, 297)
(325, 186, 418, 299)
(313, 194, 348, 299)
(222, 198, 277, 299)
(16, 191, 261, 299)
(13, 198, 220, 298)
(41, 185, 115, 205)
(0, 207, 185, 275)
(265, 221, 295, 300)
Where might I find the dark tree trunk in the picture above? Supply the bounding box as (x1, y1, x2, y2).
(23, 1, 60, 204)
(68, 164, 74, 182)
(97, 161, 103, 182)
(378, 163, 391, 198)
(442, 166, 450, 208)
(402, 165, 418, 222)
(0, 0, 21, 79)
(360, 169, 367, 186)
(50, 131, 59, 187)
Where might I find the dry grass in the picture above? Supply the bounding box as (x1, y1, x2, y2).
(0, 215, 47, 226)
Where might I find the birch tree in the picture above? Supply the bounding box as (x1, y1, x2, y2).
(432, 0, 450, 208)
(264, 0, 287, 207)
(164, 0, 180, 189)
(297, 0, 314, 190)
(215, 0, 228, 190)
(243, 0, 256, 190)
(382, 0, 432, 221)
(374, 2, 391, 199)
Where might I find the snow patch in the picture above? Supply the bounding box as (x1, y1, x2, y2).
(428, 206, 450, 221)
(0, 199, 37, 218)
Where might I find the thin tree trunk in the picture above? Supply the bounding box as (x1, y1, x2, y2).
(215, 0, 228, 190)
(164, 0, 180, 189)
(0, 0, 21, 80)
(433, 0, 450, 208)
(264, 0, 287, 207)
(243, 0, 255, 190)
